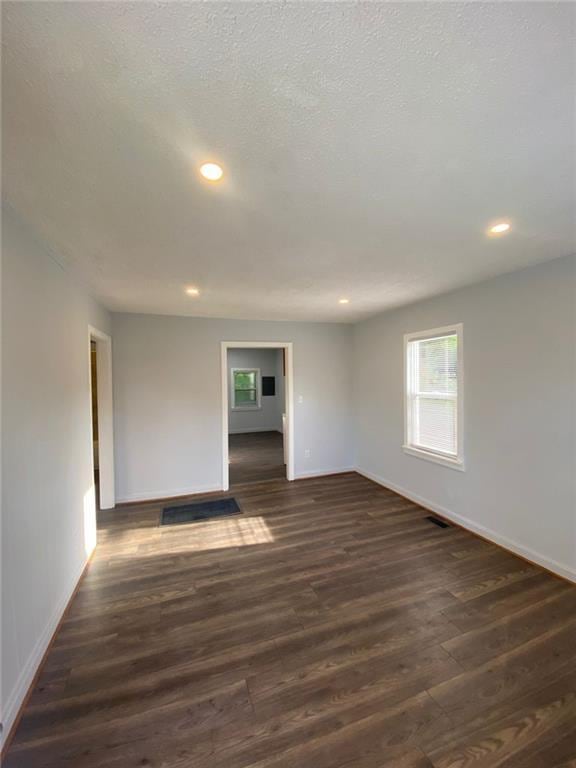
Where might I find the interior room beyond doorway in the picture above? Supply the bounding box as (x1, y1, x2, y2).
(227, 347, 287, 485)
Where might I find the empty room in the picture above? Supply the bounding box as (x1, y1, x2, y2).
(1, 2, 575, 767)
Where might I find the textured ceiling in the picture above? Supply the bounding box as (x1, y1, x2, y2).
(2, 2, 575, 322)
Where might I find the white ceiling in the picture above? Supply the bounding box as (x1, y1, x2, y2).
(2, 2, 575, 322)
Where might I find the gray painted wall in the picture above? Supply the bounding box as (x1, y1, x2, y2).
(112, 314, 354, 500)
(1, 207, 111, 740)
(227, 348, 285, 434)
(353, 254, 576, 579)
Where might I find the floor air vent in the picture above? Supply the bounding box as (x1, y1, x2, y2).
(426, 515, 450, 529)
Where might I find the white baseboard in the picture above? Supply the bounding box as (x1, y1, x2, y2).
(294, 467, 355, 480)
(356, 467, 576, 584)
(116, 483, 224, 504)
(1, 550, 91, 749)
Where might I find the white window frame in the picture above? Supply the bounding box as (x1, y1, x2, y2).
(403, 323, 464, 471)
(231, 367, 262, 411)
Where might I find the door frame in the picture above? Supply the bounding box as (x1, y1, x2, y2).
(221, 341, 294, 491)
(88, 325, 115, 509)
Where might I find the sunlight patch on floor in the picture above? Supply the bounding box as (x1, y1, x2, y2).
(159, 515, 275, 552)
(83, 483, 97, 556)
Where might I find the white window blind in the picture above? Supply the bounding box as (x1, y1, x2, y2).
(405, 326, 463, 466)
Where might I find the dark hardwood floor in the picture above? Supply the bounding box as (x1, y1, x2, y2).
(4, 472, 576, 767)
(229, 431, 285, 485)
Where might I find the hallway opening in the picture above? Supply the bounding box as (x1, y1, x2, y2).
(227, 347, 286, 485)
(221, 341, 294, 490)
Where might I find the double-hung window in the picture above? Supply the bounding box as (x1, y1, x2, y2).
(404, 324, 464, 469)
(231, 368, 261, 410)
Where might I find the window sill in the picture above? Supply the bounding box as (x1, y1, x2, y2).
(232, 406, 262, 412)
(403, 445, 465, 471)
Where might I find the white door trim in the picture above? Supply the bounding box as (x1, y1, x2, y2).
(88, 326, 115, 509)
(221, 341, 294, 491)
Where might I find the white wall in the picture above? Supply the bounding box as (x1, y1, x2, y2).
(353, 254, 576, 581)
(1, 207, 111, 742)
(112, 314, 353, 500)
(227, 348, 284, 434)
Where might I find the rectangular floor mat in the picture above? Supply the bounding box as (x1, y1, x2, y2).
(161, 497, 241, 526)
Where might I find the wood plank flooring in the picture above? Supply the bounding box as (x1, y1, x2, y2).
(229, 431, 285, 485)
(4, 472, 576, 767)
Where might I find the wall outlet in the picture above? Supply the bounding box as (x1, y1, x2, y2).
(298, 395, 304, 404)
(304, 449, 311, 458)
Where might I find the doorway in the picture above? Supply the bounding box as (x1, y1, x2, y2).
(88, 326, 115, 509)
(221, 342, 294, 490)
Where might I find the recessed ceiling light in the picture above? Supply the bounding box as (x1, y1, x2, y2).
(199, 163, 224, 182)
(339, 298, 350, 305)
(185, 286, 200, 296)
(488, 221, 511, 235)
